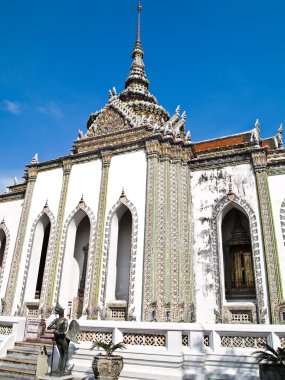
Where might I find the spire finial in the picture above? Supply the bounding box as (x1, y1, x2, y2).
(124, 2, 149, 90)
(137, 2, 142, 42)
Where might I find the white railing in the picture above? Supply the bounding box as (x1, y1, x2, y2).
(71, 321, 284, 379)
(0, 316, 26, 356)
(0, 318, 280, 379)
(75, 320, 285, 353)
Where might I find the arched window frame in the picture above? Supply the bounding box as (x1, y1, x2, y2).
(19, 205, 55, 312)
(210, 192, 267, 323)
(55, 198, 96, 316)
(100, 193, 138, 319)
(0, 221, 10, 297)
(221, 207, 256, 300)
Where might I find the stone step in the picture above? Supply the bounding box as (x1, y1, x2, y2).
(26, 331, 54, 344)
(7, 348, 42, 360)
(38, 337, 54, 344)
(0, 365, 35, 379)
(15, 341, 53, 352)
(0, 356, 37, 371)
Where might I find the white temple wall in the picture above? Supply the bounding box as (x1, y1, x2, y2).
(64, 160, 101, 218)
(0, 199, 22, 298)
(103, 150, 147, 321)
(267, 173, 285, 295)
(12, 168, 63, 313)
(190, 163, 268, 323)
(55, 160, 101, 312)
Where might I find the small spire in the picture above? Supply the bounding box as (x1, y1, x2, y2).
(13, 177, 18, 185)
(185, 130, 191, 143)
(120, 188, 126, 198)
(78, 129, 84, 139)
(276, 123, 284, 148)
(31, 153, 39, 164)
(255, 118, 260, 132)
(175, 105, 181, 116)
(1, 217, 5, 225)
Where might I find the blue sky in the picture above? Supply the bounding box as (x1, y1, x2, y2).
(0, 0, 285, 190)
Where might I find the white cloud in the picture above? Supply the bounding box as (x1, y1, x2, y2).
(37, 101, 63, 119)
(3, 99, 21, 114)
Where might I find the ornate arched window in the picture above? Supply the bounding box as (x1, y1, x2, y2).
(101, 192, 139, 321)
(25, 213, 51, 301)
(0, 229, 6, 271)
(222, 208, 256, 301)
(0, 222, 10, 299)
(61, 209, 91, 318)
(105, 204, 132, 307)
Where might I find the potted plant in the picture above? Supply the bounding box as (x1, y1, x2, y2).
(252, 343, 285, 380)
(91, 341, 126, 380)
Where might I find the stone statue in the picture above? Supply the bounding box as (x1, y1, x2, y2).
(47, 302, 80, 375)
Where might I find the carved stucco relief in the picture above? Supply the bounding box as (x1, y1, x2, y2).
(281, 199, 285, 246)
(180, 163, 193, 319)
(143, 146, 159, 320)
(3, 168, 38, 315)
(88, 152, 112, 318)
(143, 141, 193, 322)
(44, 160, 72, 313)
(252, 151, 282, 322)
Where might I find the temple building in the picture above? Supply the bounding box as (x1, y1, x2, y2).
(0, 0, 285, 344)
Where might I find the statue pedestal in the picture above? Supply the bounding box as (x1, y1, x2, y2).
(38, 376, 74, 380)
(36, 353, 48, 379)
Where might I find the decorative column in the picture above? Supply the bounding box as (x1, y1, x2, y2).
(169, 149, 181, 320)
(156, 143, 171, 321)
(88, 151, 112, 318)
(41, 159, 72, 315)
(252, 150, 283, 322)
(3, 166, 38, 316)
(169, 148, 193, 322)
(143, 142, 193, 322)
(181, 152, 194, 321)
(143, 141, 160, 320)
